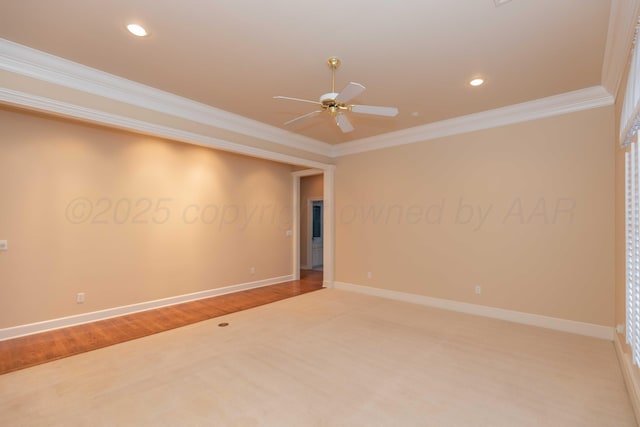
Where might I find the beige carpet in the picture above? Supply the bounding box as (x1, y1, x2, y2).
(0, 289, 636, 426)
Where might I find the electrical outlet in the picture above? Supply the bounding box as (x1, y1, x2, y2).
(76, 292, 85, 304)
(0, 240, 7, 251)
(616, 324, 625, 334)
(367, 272, 372, 279)
(474, 285, 482, 295)
(285, 230, 292, 237)
(249, 267, 255, 275)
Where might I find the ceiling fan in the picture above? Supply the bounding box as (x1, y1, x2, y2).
(273, 57, 399, 133)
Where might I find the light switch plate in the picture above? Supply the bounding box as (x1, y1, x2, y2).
(0, 240, 7, 251)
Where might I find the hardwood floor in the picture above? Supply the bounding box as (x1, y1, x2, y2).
(0, 270, 323, 375)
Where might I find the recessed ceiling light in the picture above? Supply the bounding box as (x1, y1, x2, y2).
(469, 78, 484, 87)
(494, 0, 513, 6)
(126, 23, 148, 37)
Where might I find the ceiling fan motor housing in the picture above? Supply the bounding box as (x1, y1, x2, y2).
(320, 92, 348, 115)
(320, 92, 339, 106)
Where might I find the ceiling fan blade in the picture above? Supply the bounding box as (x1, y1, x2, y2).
(335, 82, 366, 103)
(273, 96, 321, 105)
(351, 104, 399, 117)
(335, 112, 354, 133)
(284, 110, 322, 126)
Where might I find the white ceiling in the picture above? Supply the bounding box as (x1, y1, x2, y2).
(0, 0, 617, 145)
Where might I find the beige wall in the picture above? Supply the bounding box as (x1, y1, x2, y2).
(299, 174, 324, 268)
(0, 107, 293, 328)
(0, 98, 618, 330)
(335, 106, 615, 326)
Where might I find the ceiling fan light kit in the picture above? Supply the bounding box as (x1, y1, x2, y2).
(274, 57, 399, 133)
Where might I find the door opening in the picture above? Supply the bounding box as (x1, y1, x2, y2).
(292, 168, 333, 287)
(297, 173, 324, 283)
(310, 200, 323, 270)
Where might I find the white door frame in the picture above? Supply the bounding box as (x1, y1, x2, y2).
(292, 167, 335, 287)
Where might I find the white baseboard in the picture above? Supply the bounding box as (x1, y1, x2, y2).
(614, 333, 640, 424)
(0, 275, 293, 341)
(332, 281, 614, 340)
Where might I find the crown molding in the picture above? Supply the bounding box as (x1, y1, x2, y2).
(0, 88, 332, 170)
(0, 38, 616, 161)
(331, 86, 614, 157)
(0, 38, 332, 157)
(601, 0, 640, 98)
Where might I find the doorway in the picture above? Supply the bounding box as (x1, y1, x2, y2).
(310, 200, 323, 270)
(292, 167, 333, 287)
(298, 173, 324, 281)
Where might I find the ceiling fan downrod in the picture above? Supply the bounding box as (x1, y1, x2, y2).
(327, 57, 340, 94)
